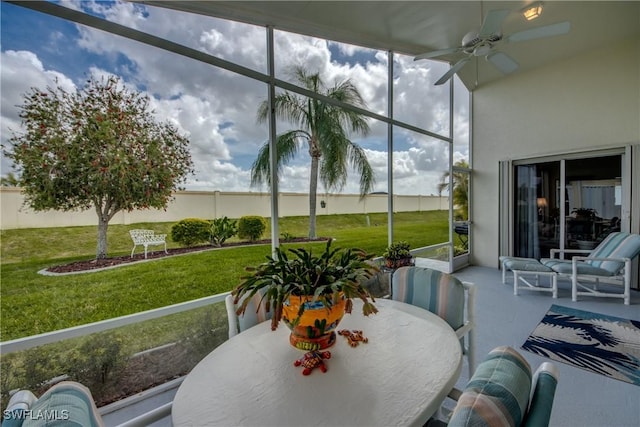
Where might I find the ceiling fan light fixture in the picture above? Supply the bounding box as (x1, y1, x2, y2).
(522, 2, 543, 21)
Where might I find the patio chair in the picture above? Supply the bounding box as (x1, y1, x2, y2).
(447, 346, 559, 427)
(541, 232, 640, 305)
(2, 380, 172, 427)
(391, 266, 476, 378)
(225, 291, 271, 339)
(2, 381, 104, 427)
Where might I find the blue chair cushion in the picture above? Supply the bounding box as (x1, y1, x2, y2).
(391, 267, 464, 331)
(448, 346, 532, 427)
(540, 259, 615, 276)
(502, 257, 552, 272)
(22, 382, 103, 427)
(585, 232, 640, 273)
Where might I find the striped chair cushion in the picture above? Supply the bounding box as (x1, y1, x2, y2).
(448, 346, 532, 427)
(502, 257, 552, 272)
(23, 382, 104, 427)
(237, 291, 272, 333)
(541, 232, 640, 276)
(540, 258, 615, 276)
(585, 232, 640, 274)
(391, 266, 464, 331)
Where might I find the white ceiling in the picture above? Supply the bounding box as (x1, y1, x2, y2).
(143, 1, 640, 90)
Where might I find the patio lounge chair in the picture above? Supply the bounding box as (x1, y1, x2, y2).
(447, 346, 559, 427)
(541, 232, 640, 305)
(391, 266, 476, 378)
(499, 256, 557, 298)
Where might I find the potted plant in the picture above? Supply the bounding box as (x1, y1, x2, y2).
(382, 241, 414, 269)
(232, 239, 379, 351)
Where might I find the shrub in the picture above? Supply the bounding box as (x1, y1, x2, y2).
(21, 346, 64, 391)
(171, 218, 212, 246)
(67, 333, 126, 392)
(237, 216, 267, 241)
(281, 231, 295, 241)
(210, 216, 237, 247)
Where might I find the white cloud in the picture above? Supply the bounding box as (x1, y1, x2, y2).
(1, 1, 467, 198)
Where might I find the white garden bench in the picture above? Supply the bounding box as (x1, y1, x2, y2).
(129, 229, 168, 258)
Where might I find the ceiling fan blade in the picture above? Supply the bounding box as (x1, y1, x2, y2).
(414, 47, 461, 61)
(479, 9, 510, 37)
(486, 52, 519, 74)
(508, 21, 571, 43)
(435, 57, 470, 85)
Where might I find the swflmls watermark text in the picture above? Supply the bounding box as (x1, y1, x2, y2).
(3, 409, 70, 421)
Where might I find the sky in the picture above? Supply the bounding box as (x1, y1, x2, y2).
(0, 0, 470, 196)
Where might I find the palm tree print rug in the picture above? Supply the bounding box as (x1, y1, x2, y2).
(522, 304, 640, 386)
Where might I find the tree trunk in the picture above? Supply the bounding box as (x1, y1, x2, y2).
(308, 148, 320, 239)
(96, 216, 109, 260)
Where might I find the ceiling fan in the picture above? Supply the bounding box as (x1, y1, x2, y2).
(415, 9, 571, 85)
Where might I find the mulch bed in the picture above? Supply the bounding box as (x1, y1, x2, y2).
(45, 237, 330, 274)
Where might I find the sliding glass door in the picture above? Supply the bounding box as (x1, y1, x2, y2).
(513, 154, 623, 258)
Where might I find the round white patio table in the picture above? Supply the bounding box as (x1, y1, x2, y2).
(172, 298, 462, 427)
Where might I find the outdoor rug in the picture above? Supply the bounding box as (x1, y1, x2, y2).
(522, 304, 640, 386)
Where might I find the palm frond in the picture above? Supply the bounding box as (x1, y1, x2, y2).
(250, 130, 309, 188)
(348, 143, 376, 197)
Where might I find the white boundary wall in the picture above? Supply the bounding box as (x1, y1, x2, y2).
(0, 187, 448, 229)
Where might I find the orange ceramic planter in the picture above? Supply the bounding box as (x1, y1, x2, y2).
(282, 294, 346, 351)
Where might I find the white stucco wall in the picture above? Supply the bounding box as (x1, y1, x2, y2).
(472, 38, 640, 267)
(0, 188, 447, 229)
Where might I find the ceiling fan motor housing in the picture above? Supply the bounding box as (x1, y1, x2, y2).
(462, 31, 502, 48)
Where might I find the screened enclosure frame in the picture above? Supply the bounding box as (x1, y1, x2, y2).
(11, 0, 467, 262)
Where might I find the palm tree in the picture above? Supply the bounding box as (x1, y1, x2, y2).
(252, 66, 375, 238)
(438, 160, 469, 220)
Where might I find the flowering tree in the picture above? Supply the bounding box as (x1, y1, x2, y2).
(5, 76, 194, 259)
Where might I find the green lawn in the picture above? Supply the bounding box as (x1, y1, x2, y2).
(0, 211, 448, 340)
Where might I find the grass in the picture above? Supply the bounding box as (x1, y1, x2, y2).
(0, 211, 448, 340)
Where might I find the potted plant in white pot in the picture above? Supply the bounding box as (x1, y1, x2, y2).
(232, 240, 379, 351)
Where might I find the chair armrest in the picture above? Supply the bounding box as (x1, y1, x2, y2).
(523, 362, 559, 427)
(460, 282, 476, 336)
(550, 248, 592, 258)
(225, 293, 239, 339)
(455, 321, 473, 340)
(2, 390, 38, 427)
(571, 256, 630, 263)
(460, 281, 476, 373)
